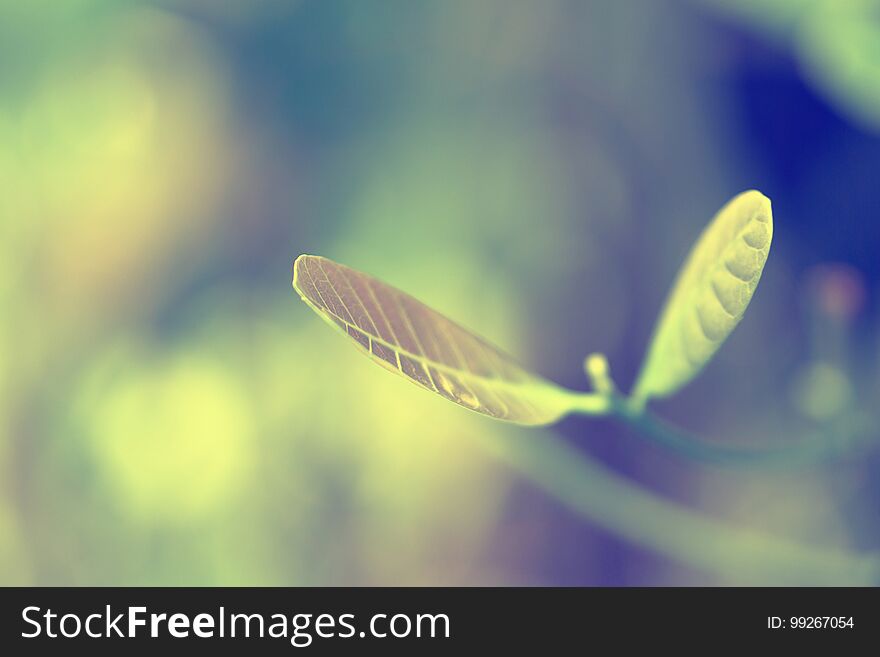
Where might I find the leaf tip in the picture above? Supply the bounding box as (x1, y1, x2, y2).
(292, 253, 314, 291)
(739, 189, 773, 226)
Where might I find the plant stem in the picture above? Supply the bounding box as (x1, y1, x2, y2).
(615, 395, 875, 466)
(500, 353, 880, 583)
(483, 427, 880, 585)
(575, 354, 875, 466)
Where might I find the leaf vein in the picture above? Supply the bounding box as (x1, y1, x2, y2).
(313, 258, 357, 325)
(723, 260, 754, 283)
(329, 261, 382, 337)
(710, 280, 737, 317)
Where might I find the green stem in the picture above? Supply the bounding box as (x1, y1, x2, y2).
(490, 353, 880, 583)
(613, 395, 872, 466)
(483, 427, 880, 585)
(574, 353, 875, 467)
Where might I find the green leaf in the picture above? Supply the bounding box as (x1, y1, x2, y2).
(633, 190, 773, 403)
(292, 255, 584, 425)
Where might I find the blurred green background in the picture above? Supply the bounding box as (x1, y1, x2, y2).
(1, 0, 878, 585)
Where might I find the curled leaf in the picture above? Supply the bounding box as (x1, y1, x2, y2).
(292, 255, 579, 425)
(633, 190, 773, 402)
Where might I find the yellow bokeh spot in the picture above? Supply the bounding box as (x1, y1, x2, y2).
(80, 348, 254, 523)
(5, 7, 234, 325)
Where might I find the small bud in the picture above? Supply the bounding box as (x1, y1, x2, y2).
(584, 353, 615, 396)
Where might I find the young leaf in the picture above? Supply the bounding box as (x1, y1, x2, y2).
(292, 255, 582, 425)
(633, 190, 773, 403)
